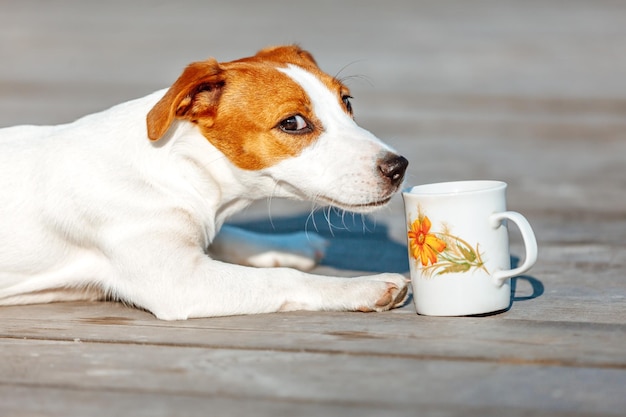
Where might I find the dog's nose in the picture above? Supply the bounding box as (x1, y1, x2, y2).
(378, 154, 409, 186)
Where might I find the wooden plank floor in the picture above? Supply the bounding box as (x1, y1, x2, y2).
(1, 1, 625, 416)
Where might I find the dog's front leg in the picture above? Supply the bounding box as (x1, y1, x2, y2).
(209, 225, 328, 271)
(111, 244, 407, 320)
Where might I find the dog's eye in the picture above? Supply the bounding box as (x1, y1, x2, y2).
(279, 115, 311, 134)
(342, 95, 353, 114)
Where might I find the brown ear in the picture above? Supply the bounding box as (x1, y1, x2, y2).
(146, 59, 225, 141)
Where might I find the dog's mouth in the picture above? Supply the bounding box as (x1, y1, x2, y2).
(317, 195, 393, 213)
(273, 180, 397, 213)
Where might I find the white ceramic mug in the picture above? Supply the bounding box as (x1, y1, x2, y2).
(402, 180, 538, 316)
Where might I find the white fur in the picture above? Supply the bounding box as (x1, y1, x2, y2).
(0, 63, 408, 320)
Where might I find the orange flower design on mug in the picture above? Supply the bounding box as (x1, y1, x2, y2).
(407, 214, 447, 267)
(408, 206, 488, 278)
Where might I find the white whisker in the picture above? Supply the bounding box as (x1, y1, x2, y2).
(266, 179, 283, 231)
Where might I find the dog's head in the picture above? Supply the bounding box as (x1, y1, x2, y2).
(146, 45, 408, 213)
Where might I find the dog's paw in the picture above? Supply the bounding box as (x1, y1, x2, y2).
(247, 231, 328, 271)
(354, 273, 410, 312)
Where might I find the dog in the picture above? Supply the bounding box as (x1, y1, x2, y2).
(0, 45, 409, 320)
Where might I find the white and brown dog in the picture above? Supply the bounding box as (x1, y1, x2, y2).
(0, 45, 409, 320)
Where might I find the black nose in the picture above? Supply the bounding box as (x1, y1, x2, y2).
(378, 154, 409, 186)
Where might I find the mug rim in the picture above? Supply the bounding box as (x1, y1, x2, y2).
(403, 180, 507, 196)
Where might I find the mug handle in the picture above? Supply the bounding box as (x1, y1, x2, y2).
(489, 211, 538, 287)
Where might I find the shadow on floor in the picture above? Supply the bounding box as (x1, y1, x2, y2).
(231, 210, 409, 273)
(508, 255, 544, 302)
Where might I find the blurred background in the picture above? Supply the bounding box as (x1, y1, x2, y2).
(0, 0, 624, 272)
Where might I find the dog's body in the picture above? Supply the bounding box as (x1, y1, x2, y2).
(0, 46, 409, 320)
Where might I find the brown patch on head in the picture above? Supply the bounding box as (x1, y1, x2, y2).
(246, 45, 353, 117)
(244, 45, 320, 68)
(146, 45, 353, 170)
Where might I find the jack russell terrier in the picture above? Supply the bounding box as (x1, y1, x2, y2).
(0, 45, 409, 320)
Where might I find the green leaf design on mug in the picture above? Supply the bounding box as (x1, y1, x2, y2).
(407, 206, 488, 279)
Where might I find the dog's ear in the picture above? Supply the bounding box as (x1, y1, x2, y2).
(147, 59, 225, 141)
